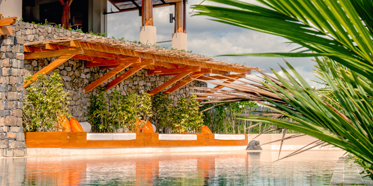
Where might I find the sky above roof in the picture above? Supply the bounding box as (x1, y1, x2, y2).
(106, 0, 319, 87)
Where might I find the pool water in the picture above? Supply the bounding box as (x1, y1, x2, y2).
(0, 150, 343, 186)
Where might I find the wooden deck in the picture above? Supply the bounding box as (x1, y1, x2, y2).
(25, 132, 248, 148)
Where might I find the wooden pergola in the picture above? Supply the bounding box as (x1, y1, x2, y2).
(23, 37, 263, 96)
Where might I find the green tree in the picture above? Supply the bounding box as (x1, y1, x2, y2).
(88, 87, 109, 132)
(152, 93, 173, 133)
(109, 90, 127, 132)
(173, 95, 204, 133)
(23, 73, 70, 132)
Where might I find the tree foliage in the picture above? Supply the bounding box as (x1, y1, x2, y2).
(172, 95, 204, 133)
(152, 93, 173, 132)
(202, 101, 256, 134)
(88, 90, 153, 133)
(23, 73, 70, 132)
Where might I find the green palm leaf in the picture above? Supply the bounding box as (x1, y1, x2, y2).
(192, 0, 373, 79)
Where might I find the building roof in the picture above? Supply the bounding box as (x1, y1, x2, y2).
(109, 0, 174, 12)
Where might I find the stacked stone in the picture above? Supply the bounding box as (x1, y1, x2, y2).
(25, 58, 207, 122)
(0, 27, 26, 157)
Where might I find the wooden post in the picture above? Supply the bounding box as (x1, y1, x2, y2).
(142, 0, 153, 26)
(60, 0, 73, 29)
(175, 1, 183, 33)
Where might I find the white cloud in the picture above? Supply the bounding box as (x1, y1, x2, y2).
(106, 0, 319, 86)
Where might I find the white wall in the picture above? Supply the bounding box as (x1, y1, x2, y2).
(0, 0, 22, 19)
(88, 0, 107, 34)
(247, 134, 341, 151)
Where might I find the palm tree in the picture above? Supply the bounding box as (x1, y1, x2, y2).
(192, 0, 373, 177)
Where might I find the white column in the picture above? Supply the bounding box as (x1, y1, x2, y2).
(88, 0, 107, 34)
(0, 0, 22, 19)
(140, 26, 157, 45)
(172, 33, 187, 51)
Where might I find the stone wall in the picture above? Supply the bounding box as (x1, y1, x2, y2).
(24, 60, 207, 122)
(0, 21, 207, 157)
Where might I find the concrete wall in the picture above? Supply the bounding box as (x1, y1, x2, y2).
(247, 134, 340, 151)
(0, 0, 22, 19)
(88, 0, 107, 34)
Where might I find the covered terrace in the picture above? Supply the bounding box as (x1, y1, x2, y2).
(23, 37, 263, 95)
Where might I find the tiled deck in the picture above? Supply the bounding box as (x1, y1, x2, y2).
(330, 157, 373, 186)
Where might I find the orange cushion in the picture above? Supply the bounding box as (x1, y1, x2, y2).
(70, 117, 84, 132)
(142, 121, 154, 133)
(201, 125, 212, 134)
(134, 118, 142, 133)
(57, 115, 70, 132)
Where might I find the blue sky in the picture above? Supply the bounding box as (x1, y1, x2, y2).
(106, 0, 319, 87)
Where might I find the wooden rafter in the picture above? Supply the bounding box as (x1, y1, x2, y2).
(163, 69, 212, 95)
(0, 27, 13, 35)
(69, 41, 250, 74)
(0, 16, 17, 36)
(84, 60, 137, 93)
(24, 54, 76, 87)
(24, 46, 48, 53)
(24, 48, 82, 59)
(85, 57, 139, 67)
(147, 66, 200, 75)
(198, 74, 243, 80)
(214, 76, 240, 89)
(0, 17, 17, 27)
(105, 59, 154, 91)
(148, 70, 194, 96)
(196, 74, 242, 101)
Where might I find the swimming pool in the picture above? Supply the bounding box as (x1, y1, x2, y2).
(1, 150, 343, 185)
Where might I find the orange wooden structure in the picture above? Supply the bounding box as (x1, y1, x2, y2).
(0, 14, 17, 35)
(25, 132, 248, 148)
(23, 37, 263, 96)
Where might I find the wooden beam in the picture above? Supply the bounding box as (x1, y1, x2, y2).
(197, 74, 241, 101)
(45, 43, 69, 50)
(148, 71, 194, 96)
(69, 40, 251, 73)
(85, 57, 139, 67)
(24, 48, 82, 59)
(153, 61, 178, 69)
(24, 46, 34, 53)
(84, 61, 136, 93)
(214, 76, 240, 89)
(24, 54, 76, 87)
(147, 66, 200, 75)
(82, 50, 119, 59)
(61, 0, 73, 29)
(198, 74, 242, 80)
(0, 17, 17, 27)
(105, 59, 154, 91)
(142, 0, 153, 26)
(24, 47, 50, 53)
(164, 69, 211, 94)
(175, 1, 183, 33)
(0, 27, 13, 35)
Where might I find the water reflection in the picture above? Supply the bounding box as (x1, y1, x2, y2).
(0, 151, 343, 185)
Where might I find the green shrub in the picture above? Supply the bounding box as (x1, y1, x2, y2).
(88, 90, 152, 133)
(23, 73, 70, 132)
(152, 93, 173, 132)
(172, 95, 203, 133)
(88, 87, 109, 132)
